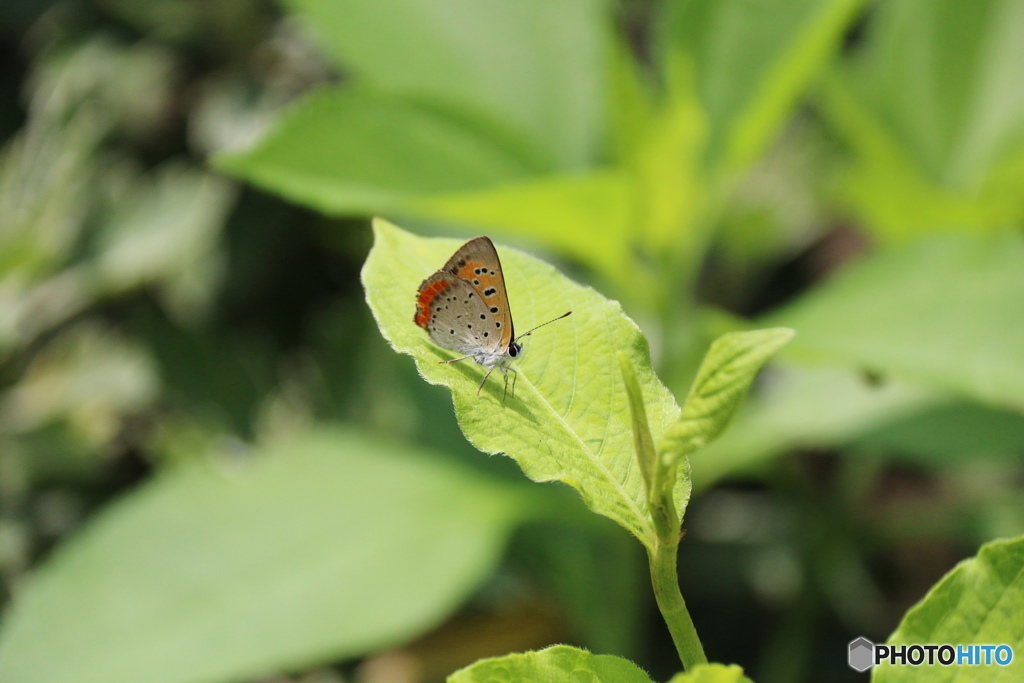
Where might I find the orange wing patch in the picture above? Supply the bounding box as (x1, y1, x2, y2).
(441, 237, 514, 346)
(414, 276, 451, 329)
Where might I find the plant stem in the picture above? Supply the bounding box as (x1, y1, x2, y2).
(649, 526, 707, 670)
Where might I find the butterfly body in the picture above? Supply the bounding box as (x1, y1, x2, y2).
(414, 236, 567, 398)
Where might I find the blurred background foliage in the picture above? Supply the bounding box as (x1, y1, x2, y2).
(0, 0, 1022, 682)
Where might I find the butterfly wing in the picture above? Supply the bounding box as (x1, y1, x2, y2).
(441, 237, 514, 347)
(414, 271, 506, 362)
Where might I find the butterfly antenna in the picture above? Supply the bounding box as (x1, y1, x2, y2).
(515, 311, 572, 342)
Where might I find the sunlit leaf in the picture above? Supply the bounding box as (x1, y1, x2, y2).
(363, 220, 684, 547)
(873, 535, 1024, 682)
(667, 662, 754, 683)
(448, 645, 653, 683)
(618, 351, 657, 500)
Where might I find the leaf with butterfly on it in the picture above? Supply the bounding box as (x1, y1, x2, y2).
(363, 220, 685, 547)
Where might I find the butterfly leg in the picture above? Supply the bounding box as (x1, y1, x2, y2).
(439, 355, 473, 364)
(476, 365, 497, 396)
(494, 366, 517, 402)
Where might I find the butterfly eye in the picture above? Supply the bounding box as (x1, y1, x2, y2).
(508, 343, 521, 358)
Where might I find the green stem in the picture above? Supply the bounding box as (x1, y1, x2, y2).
(649, 510, 707, 670)
(649, 543, 706, 669)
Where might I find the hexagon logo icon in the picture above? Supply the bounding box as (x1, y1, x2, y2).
(849, 637, 874, 672)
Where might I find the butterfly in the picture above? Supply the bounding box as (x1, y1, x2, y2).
(414, 236, 571, 399)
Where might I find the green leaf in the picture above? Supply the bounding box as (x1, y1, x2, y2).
(659, 328, 795, 470)
(0, 427, 529, 683)
(618, 351, 657, 501)
(0, 323, 158, 439)
(821, 0, 1024, 242)
(820, 72, 1024, 244)
(873, 535, 1024, 682)
(662, 0, 865, 173)
(851, 0, 1024, 188)
(447, 645, 654, 683)
(282, 0, 607, 170)
(765, 235, 1024, 412)
(624, 54, 708, 256)
(412, 170, 634, 284)
(95, 163, 235, 295)
(362, 220, 684, 548)
(667, 662, 754, 683)
(689, 365, 937, 490)
(854, 401, 1024, 464)
(214, 87, 539, 216)
(214, 86, 638, 285)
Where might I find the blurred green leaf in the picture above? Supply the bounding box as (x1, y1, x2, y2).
(821, 73, 1024, 244)
(363, 220, 684, 547)
(851, 0, 1024, 188)
(27, 37, 178, 139)
(663, 0, 865, 173)
(607, 32, 656, 171)
(214, 87, 637, 284)
(0, 113, 97, 282)
(874, 535, 1024, 682)
(96, 164, 234, 304)
(283, 0, 607, 170)
(0, 427, 530, 683)
(0, 324, 158, 444)
(447, 645, 653, 683)
(215, 87, 539, 213)
(625, 55, 708, 257)
(0, 36, 236, 354)
(213, 2, 635, 285)
(854, 401, 1024, 464)
(690, 365, 936, 489)
(413, 171, 633, 284)
(823, 0, 1024, 242)
(667, 663, 754, 683)
(766, 235, 1024, 412)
